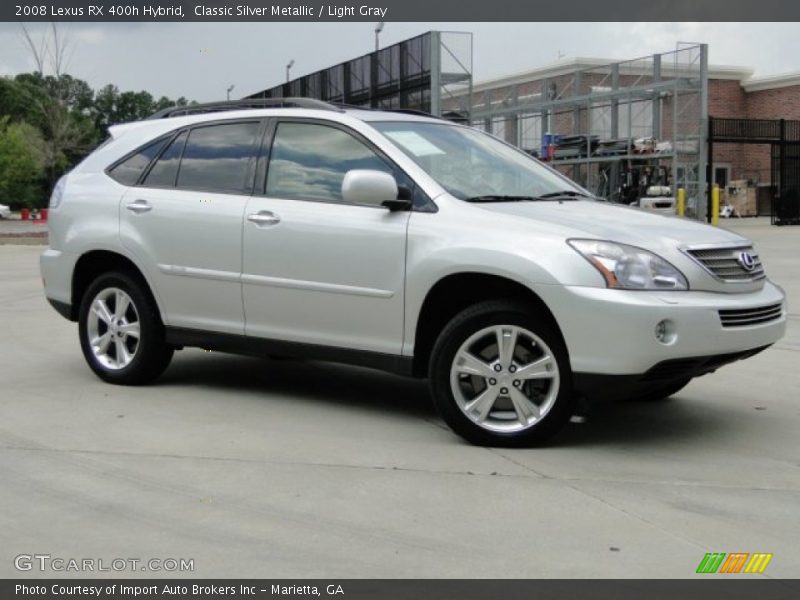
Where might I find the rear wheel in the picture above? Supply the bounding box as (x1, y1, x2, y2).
(78, 271, 173, 385)
(429, 301, 574, 446)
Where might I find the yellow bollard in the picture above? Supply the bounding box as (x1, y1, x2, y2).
(677, 188, 686, 217)
(711, 185, 720, 226)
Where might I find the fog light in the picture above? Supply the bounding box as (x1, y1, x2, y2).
(655, 319, 676, 345)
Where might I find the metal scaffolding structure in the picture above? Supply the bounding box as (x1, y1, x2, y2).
(465, 44, 709, 219)
(245, 37, 708, 219)
(245, 31, 473, 120)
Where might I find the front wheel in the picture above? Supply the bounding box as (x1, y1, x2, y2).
(429, 301, 574, 446)
(78, 271, 173, 385)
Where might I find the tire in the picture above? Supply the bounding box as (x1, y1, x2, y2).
(636, 378, 692, 402)
(78, 270, 173, 385)
(429, 300, 574, 447)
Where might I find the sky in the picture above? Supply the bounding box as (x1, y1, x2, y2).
(1, 22, 800, 102)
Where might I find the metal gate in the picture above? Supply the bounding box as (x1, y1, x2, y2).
(709, 117, 800, 225)
(771, 141, 800, 225)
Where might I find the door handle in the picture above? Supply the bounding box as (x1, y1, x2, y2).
(247, 211, 281, 226)
(125, 200, 152, 214)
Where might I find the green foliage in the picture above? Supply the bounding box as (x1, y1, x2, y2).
(6, 75, 97, 192)
(0, 78, 33, 123)
(0, 72, 194, 207)
(92, 85, 157, 133)
(15, 72, 94, 113)
(0, 117, 47, 209)
(91, 86, 194, 136)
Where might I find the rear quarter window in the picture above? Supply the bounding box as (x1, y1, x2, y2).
(142, 131, 188, 188)
(107, 138, 169, 186)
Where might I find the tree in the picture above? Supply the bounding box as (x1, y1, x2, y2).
(117, 90, 155, 122)
(13, 72, 94, 126)
(7, 23, 196, 196)
(91, 86, 192, 135)
(11, 74, 96, 188)
(91, 84, 120, 132)
(92, 86, 152, 132)
(15, 24, 96, 189)
(19, 22, 72, 78)
(154, 96, 174, 111)
(0, 77, 31, 123)
(0, 117, 46, 208)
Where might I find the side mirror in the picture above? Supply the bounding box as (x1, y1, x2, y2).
(342, 170, 409, 211)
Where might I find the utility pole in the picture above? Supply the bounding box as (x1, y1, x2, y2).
(286, 59, 295, 83)
(226, 85, 235, 101)
(374, 22, 384, 52)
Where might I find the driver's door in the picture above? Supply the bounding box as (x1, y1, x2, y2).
(242, 120, 410, 355)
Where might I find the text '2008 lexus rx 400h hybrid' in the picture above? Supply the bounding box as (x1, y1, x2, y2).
(41, 99, 787, 446)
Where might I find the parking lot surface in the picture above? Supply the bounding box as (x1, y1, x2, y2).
(0, 217, 48, 245)
(0, 218, 798, 578)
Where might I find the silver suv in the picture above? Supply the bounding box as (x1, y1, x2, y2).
(41, 99, 787, 446)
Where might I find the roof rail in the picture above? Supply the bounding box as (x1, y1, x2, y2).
(327, 104, 447, 121)
(148, 98, 343, 119)
(386, 108, 437, 118)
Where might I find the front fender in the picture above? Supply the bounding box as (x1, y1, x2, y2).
(402, 202, 607, 356)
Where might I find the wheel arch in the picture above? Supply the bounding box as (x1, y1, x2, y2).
(411, 272, 567, 377)
(70, 249, 163, 322)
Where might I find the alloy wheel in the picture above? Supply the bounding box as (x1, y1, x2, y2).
(86, 287, 140, 370)
(449, 324, 560, 433)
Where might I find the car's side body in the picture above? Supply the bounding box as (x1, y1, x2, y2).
(41, 102, 787, 444)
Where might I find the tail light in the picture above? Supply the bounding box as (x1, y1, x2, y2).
(49, 175, 67, 209)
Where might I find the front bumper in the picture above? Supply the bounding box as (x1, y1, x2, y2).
(572, 346, 770, 401)
(537, 280, 787, 376)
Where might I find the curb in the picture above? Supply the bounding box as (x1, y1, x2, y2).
(0, 234, 48, 246)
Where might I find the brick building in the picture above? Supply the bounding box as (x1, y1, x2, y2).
(708, 71, 800, 187)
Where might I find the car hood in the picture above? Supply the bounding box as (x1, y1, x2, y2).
(477, 199, 748, 251)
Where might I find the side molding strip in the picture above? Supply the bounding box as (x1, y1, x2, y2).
(241, 273, 394, 298)
(158, 264, 394, 298)
(157, 264, 240, 283)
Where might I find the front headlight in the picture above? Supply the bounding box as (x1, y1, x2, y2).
(568, 239, 688, 290)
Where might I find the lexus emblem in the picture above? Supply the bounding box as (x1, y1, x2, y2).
(737, 251, 756, 271)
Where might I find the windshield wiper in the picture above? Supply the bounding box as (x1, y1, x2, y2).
(464, 195, 539, 203)
(535, 190, 593, 199)
(464, 191, 594, 203)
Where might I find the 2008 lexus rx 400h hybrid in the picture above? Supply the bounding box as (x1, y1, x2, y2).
(41, 99, 787, 446)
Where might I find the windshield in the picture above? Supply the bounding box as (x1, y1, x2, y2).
(373, 121, 589, 201)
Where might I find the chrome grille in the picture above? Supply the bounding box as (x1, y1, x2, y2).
(718, 303, 783, 328)
(685, 245, 766, 282)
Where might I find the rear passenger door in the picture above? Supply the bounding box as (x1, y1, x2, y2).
(118, 119, 265, 335)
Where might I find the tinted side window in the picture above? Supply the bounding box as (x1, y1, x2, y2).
(177, 122, 260, 193)
(266, 122, 392, 203)
(108, 138, 168, 186)
(143, 131, 187, 188)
